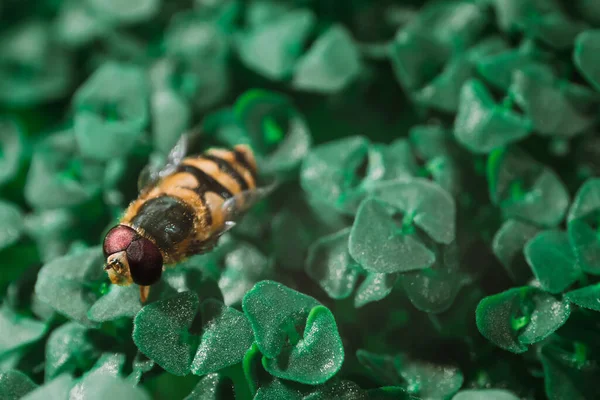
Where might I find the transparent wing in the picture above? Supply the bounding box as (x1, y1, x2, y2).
(217, 179, 279, 235)
(137, 134, 189, 193)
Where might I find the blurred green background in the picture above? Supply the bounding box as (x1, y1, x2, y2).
(2, 0, 600, 399)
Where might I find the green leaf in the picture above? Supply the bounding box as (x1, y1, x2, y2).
(372, 178, 456, 245)
(508, 65, 594, 137)
(368, 140, 419, 182)
(70, 374, 150, 400)
(128, 352, 154, 384)
(272, 209, 313, 272)
(24, 132, 97, 210)
(233, 90, 312, 178)
(354, 273, 398, 308)
(254, 379, 303, 400)
(454, 79, 531, 153)
(476, 287, 570, 353)
(0, 305, 46, 359)
(218, 243, 274, 307)
(575, 30, 600, 91)
(415, 38, 507, 113)
(22, 374, 74, 400)
(0, 200, 23, 251)
(565, 284, 600, 311)
(151, 89, 191, 154)
(293, 25, 362, 93)
(476, 47, 537, 91)
(243, 281, 344, 385)
(242, 280, 319, 358)
(133, 291, 199, 376)
(262, 305, 344, 385)
(492, 219, 539, 283)
(70, 353, 126, 397)
(540, 340, 600, 400)
(184, 372, 234, 400)
(306, 228, 361, 300)
(0, 119, 24, 186)
(35, 246, 106, 326)
(395, 354, 463, 400)
(303, 379, 366, 400)
(452, 389, 519, 400)
(191, 299, 254, 375)
(356, 350, 403, 386)
(567, 178, 600, 274)
(401, 242, 464, 313)
(45, 322, 97, 380)
(88, 285, 142, 322)
(524, 230, 581, 294)
(0, 21, 72, 106)
(236, 10, 316, 81)
(487, 147, 570, 227)
(0, 370, 38, 400)
(357, 350, 463, 399)
(73, 62, 149, 161)
(349, 198, 435, 274)
(390, 29, 451, 91)
(492, 0, 587, 49)
(301, 136, 370, 215)
(409, 125, 454, 161)
(86, 0, 160, 23)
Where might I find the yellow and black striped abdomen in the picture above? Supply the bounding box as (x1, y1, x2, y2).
(121, 145, 258, 264)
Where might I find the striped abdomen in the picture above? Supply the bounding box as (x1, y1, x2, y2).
(121, 145, 258, 264)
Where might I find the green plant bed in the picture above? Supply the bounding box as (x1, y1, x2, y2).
(1, 0, 600, 399)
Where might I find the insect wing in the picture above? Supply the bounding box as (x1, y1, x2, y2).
(137, 134, 190, 193)
(218, 180, 278, 235)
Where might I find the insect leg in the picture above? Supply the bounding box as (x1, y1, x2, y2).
(140, 285, 151, 303)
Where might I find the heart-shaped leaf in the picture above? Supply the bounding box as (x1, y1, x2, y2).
(191, 299, 254, 375)
(354, 273, 398, 308)
(262, 305, 344, 385)
(372, 178, 456, 245)
(452, 389, 519, 400)
(301, 136, 370, 215)
(218, 243, 274, 307)
(349, 198, 435, 274)
(242, 281, 319, 358)
(476, 287, 571, 353)
(540, 339, 600, 400)
(0, 119, 24, 186)
(236, 10, 316, 81)
(0, 306, 46, 359)
(524, 230, 581, 294)
(45, 322, 98, 381)
(88, 285, 142, 322)
(243, 281, 344, 385)
(488, 147, 570, 227)
(22, 374, 74, 400)
(565, 284, 600, 311)
(133, 291, 199, 376)
(35, 246, 106, 326)
(306, 228, 362, 300)
(492, 219, 539, 283)
(567, 178, 600, 274)
(401, 242, 464, 313)
(454, 79, 531, 153)
(73, 62, 148, 161)
(575, 30, 600, 91)
(293, 25, 362, 93)
(0, 370, 38, 400)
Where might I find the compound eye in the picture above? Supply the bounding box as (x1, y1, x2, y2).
(126, 237, 163, 286)
(103, 225, 137, 257)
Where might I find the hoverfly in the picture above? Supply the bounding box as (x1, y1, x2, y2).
(102, 135, 274, 302)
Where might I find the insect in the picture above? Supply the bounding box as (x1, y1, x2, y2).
(102, 135, 273, 303)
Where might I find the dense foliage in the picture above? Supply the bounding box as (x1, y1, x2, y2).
(1, 0, 600, 399)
